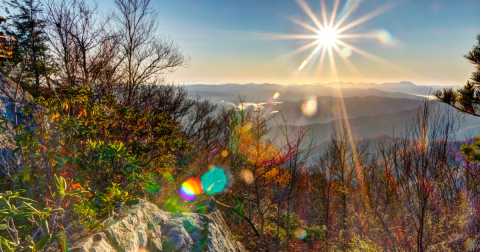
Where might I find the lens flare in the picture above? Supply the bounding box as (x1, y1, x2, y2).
(272, 0, 400, 75)
(240, 169, 254, 184)
(375, 29, 395, 46)
(299, 60, 307, 70)
(273, 92, 280, 99)
(179, 177, 203, 200)
(221, 150, 228, 157)
(301, 95, 317, 117)
(341, 46, 352, 58)
(295, 229, 307, 240)
(201, 165, 234, 195)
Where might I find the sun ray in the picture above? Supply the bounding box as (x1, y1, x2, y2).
(333, 0, 361, 30)
(335, 40, 402, 69)
(305, 43, 324, 62)
(336, 33, 377, 39)
(327, 45, 338, 79)
(332, 43, 363, 78)
(288, 17, 321, 34)
(299, 43, 324, 70)
(259, 33, 320, 40)
(320, 0, 329, 29)
(336, 3, 397, 34)
(317, 46, 328, 74)
(296, 0, 325, 31)
(277, 0, 403, 80)
(329, 0, 341, 28)
(278, 40, 320, 59)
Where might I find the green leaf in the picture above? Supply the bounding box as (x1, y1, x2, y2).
(54, 175, 67, 196)
(16, 197, 36, 204)
(23, 172, 30, 182)
(21, 202, 39, 213)
(41, 218, 49, 234)
(0, 210, 10, 217)
(40, 208, 51, 214)
(15, 189, 26, 194)
(0, 198, 11, 209)
(0, 236, 14, 250)
(34, 234, 52, 251)
(59, 232, 68, 252)
(0, 224, 6, 230)
(11, 212, 34, 219)
(67, 190, 89, 196)
(50, 208, 64, 213)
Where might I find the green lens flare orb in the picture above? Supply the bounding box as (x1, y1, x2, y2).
(201, 167, 227, 195)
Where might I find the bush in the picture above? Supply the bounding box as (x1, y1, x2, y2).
(0, 87, 189, 249)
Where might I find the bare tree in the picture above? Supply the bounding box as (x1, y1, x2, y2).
(113, 0, 189, 107)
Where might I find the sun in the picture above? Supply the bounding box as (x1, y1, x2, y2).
(318, 28, 338, 46)
(273, 0, 398, 77)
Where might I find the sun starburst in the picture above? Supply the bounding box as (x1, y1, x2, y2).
(283, 0, 398, 77)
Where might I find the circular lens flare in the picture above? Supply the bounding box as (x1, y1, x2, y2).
(179, 177, 203, 201)
(302, 95, 318, 117)
(201, 166, 228, 195)
(341, 46, 352, 58)
(295, 229, 307, 240)
(240, 169, 254, 184)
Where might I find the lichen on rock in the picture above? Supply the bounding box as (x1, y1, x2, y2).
(68, 200, 246, 252)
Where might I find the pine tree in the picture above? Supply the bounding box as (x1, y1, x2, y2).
(435, 34, 480, 116)
(1, 0, 52, 96)
(435, 34, 480, 162)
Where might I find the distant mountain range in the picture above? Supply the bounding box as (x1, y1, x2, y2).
(185, 81, 458, 104)
(259, 96, 425, 124)
(309, 81, 460, 95)
(185, 82, 479, 145)
(269, 101, 480, 144)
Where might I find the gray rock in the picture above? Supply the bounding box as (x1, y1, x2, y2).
(0, 74, 35, 176)
(0, 73, 34, 136)
(69, 200, 245, 252)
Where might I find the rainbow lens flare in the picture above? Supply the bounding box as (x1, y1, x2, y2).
(179, 178, 203, 200)
(295, 229, 307, 240)
(302, 96, 317, 117)
(341, 46, 352, 58)
(375, 29, 395, 46)
(201, 165, 234, 195)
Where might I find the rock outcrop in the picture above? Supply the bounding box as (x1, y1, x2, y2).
(0, 74, 35, 172)
(0, 74, 34, 135)
(69, 199, 245, 252)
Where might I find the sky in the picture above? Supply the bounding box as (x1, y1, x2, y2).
(89, 0, 479, 86)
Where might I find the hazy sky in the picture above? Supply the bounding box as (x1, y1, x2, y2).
(96, 0, 478, 86)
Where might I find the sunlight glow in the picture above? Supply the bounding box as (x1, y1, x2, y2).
(317, 28, 338, 46)
(283, 0, 399, 76)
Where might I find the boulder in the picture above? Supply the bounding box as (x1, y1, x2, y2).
(68, 200, 246, 252)
(0, 74, 35, 176)
(0, 73, 34, 136)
